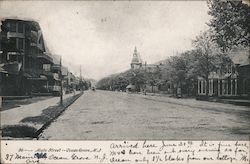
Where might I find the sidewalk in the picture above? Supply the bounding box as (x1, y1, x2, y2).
(134, 91, 250, 106)
(1, 91, 82, 138)
(197, 96, 250, 106)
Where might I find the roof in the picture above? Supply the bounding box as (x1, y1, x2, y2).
(1, 17, 41, 31)
(1, 17, 39, 23)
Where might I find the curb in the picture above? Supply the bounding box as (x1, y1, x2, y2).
(34, 92, 83, 139)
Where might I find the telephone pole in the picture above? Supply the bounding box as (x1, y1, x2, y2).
(60, 56, 63, 106)
(80, 65, 82, 81)
(80, 65, 84, 93)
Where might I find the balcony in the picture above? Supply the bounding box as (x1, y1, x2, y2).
(7, 51, 24, 56)
(7, 32, 25, 39)
(37, 53, 53, 63)
(40, 70, 53, 77)
(26, 68, 53, 77)
(51, 64, 60, 72)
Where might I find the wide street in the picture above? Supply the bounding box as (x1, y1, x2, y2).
(39, 90, 250, 140)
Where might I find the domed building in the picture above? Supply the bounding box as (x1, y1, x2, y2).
(130, 47, 142, 69)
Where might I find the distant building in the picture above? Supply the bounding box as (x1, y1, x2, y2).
(130, 47, 142, 69)
(129, 46, 164, 93)
(130, 46, 163, 71)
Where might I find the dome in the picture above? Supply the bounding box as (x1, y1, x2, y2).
(131, 56, 140, 63)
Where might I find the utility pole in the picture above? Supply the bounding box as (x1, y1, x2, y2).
(80, 65, 84, 93)
(80, 65, 82, 82)
(60, 56, 63, 106)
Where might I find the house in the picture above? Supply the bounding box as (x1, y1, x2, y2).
(0, 18, 59, 96)
(197, 46, 250, 99)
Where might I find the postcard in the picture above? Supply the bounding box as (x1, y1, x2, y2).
(0, 0, 249, 163)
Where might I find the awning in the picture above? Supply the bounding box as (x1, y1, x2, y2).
(37, 53, 53, 63)
(126, 85, 135, 89)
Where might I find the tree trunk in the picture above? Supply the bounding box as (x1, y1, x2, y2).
(180, 80, 183, 97)
(206, 77, 209, 97)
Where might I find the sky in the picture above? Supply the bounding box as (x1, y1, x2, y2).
(0, 1, 211, 80)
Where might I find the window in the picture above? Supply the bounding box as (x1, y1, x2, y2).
(9, 22, 16, 32)
(9, 38, 17, 49)
(203, 81, 206, 93)
(43, 64, 51, 71)
(199, 81, 202, 94)
(18, 38, 24, 50)
(232, 80, 235, 95)
(18, 22, 24, 33)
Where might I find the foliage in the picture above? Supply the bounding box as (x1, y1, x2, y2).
(207, 0, 250, 51)
(192, 30, 232, 95)
(160, 50, 200, 96)
(96, 72, 130, 91)
(96, 68, 160, 92)
(193, 31, 219, 78)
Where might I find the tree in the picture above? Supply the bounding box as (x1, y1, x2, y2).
(180, 50, 201, 96)
(207, 0, 250, 51)
(193, 31, 219, 96)
(192, 30, 232, 96)
(113, 75, 129, 91)
(145, 65, 162, 93)
(96, 76, 112, 90)
(127, 69, 146, 92)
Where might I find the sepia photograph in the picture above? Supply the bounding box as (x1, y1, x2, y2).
(0, 0, 249, 143)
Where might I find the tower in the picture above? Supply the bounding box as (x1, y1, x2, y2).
(130, 46, 142, 69)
